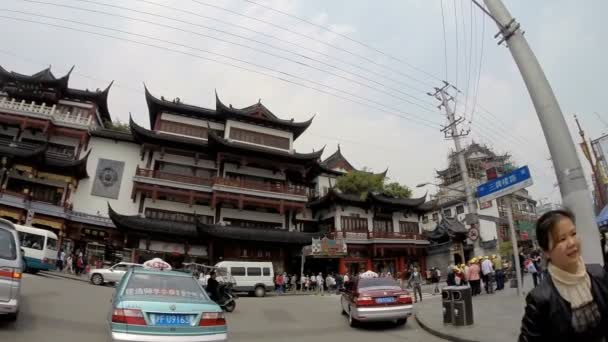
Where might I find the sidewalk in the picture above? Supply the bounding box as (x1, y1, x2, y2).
(414, 274, 534, 342)
(40, 270, 90, 283)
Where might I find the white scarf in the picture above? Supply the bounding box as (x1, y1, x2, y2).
(548, 257, 593, 309)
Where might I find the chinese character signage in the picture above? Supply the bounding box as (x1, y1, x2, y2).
(476, 166, 533, 203)
(310, 237, 347, 257)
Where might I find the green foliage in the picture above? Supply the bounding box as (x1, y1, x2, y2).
(335, 169, 412, 199)
(336, 170, 384, 199)
(382, 182, 412, 199)
(103, 119, 130, 132)
(499, 241, 514, 257)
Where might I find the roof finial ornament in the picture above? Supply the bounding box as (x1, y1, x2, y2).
(258, 98, 261, 104)
(337, 143, 341, 151)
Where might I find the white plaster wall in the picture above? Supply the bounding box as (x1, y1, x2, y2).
(315, 175, 333, 196)
(219, 208, 284, 225)
(151, 152, 216, 170)
(339, 206, 372, 232)
(223, 163, 285, 181)
(143, 198, 215, 217)
(70, 137, 142, 216)
(392, 212, 420, 233)
(160, 113, 225, 131)
(225, 120, 293, 151)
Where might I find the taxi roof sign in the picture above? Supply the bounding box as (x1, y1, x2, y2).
(143, 258, 172, 271)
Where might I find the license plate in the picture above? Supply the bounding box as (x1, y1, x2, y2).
(153, 314, 192, 326)
(376, 297, 396, 304)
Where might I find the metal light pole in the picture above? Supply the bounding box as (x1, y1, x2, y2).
(504, 196, 523, 297)
(484, 0, 603, 264)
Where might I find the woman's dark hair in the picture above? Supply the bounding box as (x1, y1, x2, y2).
(536, 209, 576, 251)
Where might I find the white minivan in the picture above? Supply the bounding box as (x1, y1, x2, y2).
(215, 261, 274, 297)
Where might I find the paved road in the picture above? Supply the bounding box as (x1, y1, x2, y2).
(0, 274, 445, 342)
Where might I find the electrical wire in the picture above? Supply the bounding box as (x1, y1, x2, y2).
(469, 3, 485, 126)
(0, 12, 442, 130)
(189, 0, 436, 88)
(452, 0, 460, 114)
(15, 0, 442, 116)
(464, 0, 474, 119)
(240, 0, 443, 83)
(439, 0, 449, 82)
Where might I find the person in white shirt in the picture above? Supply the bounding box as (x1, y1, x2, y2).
(481, 256, 494, 294)
(316, 273, 324, 295)
(343, 274, 349, 284)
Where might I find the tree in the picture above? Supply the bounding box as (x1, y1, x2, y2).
(382, 182, 412, 199)
(103, 119, 130, 133)
(335, 170, 384, 199)
(335, 169, 412, 199)
(499, 241, 513, 258)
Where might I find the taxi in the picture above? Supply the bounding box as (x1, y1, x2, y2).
(108, 258, 228, 342)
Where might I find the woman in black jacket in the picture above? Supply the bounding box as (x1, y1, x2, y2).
(519, 209, 608, 341)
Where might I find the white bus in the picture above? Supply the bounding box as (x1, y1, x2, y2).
(15, 225, 58, 273)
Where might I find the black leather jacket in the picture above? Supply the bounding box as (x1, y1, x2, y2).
(519, 264, 608, 342)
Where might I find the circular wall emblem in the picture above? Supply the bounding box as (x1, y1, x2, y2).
(97, 167, 118, 187)
(468, 228, 480, 241)
(169, 304, 176, 311)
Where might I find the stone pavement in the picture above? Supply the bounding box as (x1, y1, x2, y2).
(415, 274, 535, 342)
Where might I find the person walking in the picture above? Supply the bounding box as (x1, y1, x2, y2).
(519, 209, 608, 341)
(291, 274, 297, 293)
(64, 253, 73, 274)
(275, 273, 284, 294)
(432, 267, 441, 294)
(481, 256, 495, 294)
(492, 255, 505, 290)
(316, 273, 324, 296)
(310, 273, 317, 292)
(408, 267, 423, 303)
(467, 258, 481, 296)
(527, 259, 539, 288)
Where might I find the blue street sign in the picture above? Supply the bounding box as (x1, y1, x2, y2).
(476, 166, 533, 203)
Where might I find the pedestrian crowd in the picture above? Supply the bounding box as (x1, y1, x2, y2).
(55, 248, 87, 276)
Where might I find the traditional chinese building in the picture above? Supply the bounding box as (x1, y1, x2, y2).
(307, 148, 429, 276)
(0, 65, 434, 275)
(0, 65, 118, 257)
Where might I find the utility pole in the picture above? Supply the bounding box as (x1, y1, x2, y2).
(429, 82, 480, 258)
(504, 196, 523, 297)
(575, 115, 606, 210)
(483, 0, 603, 264)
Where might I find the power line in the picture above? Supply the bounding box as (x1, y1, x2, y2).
(0, 12, 442, 130)
(240, 0, 443, 83)
(439, 0, 449, 82)
(15, 0, 442, 116)
(452, 0, 460, 113)
(469, 5, 485, 126)
(189, 0, 437, 88)
(464, 0, 474, 119)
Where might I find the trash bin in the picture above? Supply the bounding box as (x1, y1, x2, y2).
(451, 285, 474, 326)
(441, 286, 455, 324)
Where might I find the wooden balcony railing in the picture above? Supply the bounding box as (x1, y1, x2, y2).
(328, 230, 424, 241)
(369, 231, 423, 240)
(0, 97, 92, 127)
(213, 177, 308, 196)
(135, 166, 214, 186)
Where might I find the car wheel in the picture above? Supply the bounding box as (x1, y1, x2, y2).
(91, 274, 104, 286)
(348, 306, 358, 327)
(6, 311, 18, 322)
(224, 301, 236, 313)
(396, 318, 407, 326)
(254, 286, 266, 297)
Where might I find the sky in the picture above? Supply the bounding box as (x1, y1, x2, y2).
(1, 0, 607, 205)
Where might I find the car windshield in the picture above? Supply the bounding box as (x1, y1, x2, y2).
(358, 277, 401, 290)
(0, 229, 16, 260)
(124, 273, 208, 301)
(46, 237, 57, 251)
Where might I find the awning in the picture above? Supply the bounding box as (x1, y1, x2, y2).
(31, 217, 64, 230)
(0, 209, 22, 220)
(597, 205, 608, 232)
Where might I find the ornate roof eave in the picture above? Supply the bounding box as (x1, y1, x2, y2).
(44, 150, 91, 179)
(418, 196, 467, 212)
(129, 116, 210, 153)
(0, 65, 73, 90)
(108, 204, 199, 237)
(215, 91, 314, 139)
(320, 146, 356, 172)
(144, 85, 217, 128)
(368, 192, 427, 209)
(65, 80, 113, 123)
(207, 130, 324, 163)
(0, 141, 48, 160)
(196, 221, 319, 244)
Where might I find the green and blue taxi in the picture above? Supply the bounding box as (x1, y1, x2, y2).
(108, 258, 228, 341)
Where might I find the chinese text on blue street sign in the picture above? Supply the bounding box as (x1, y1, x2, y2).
(476, 166, 533, 203)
